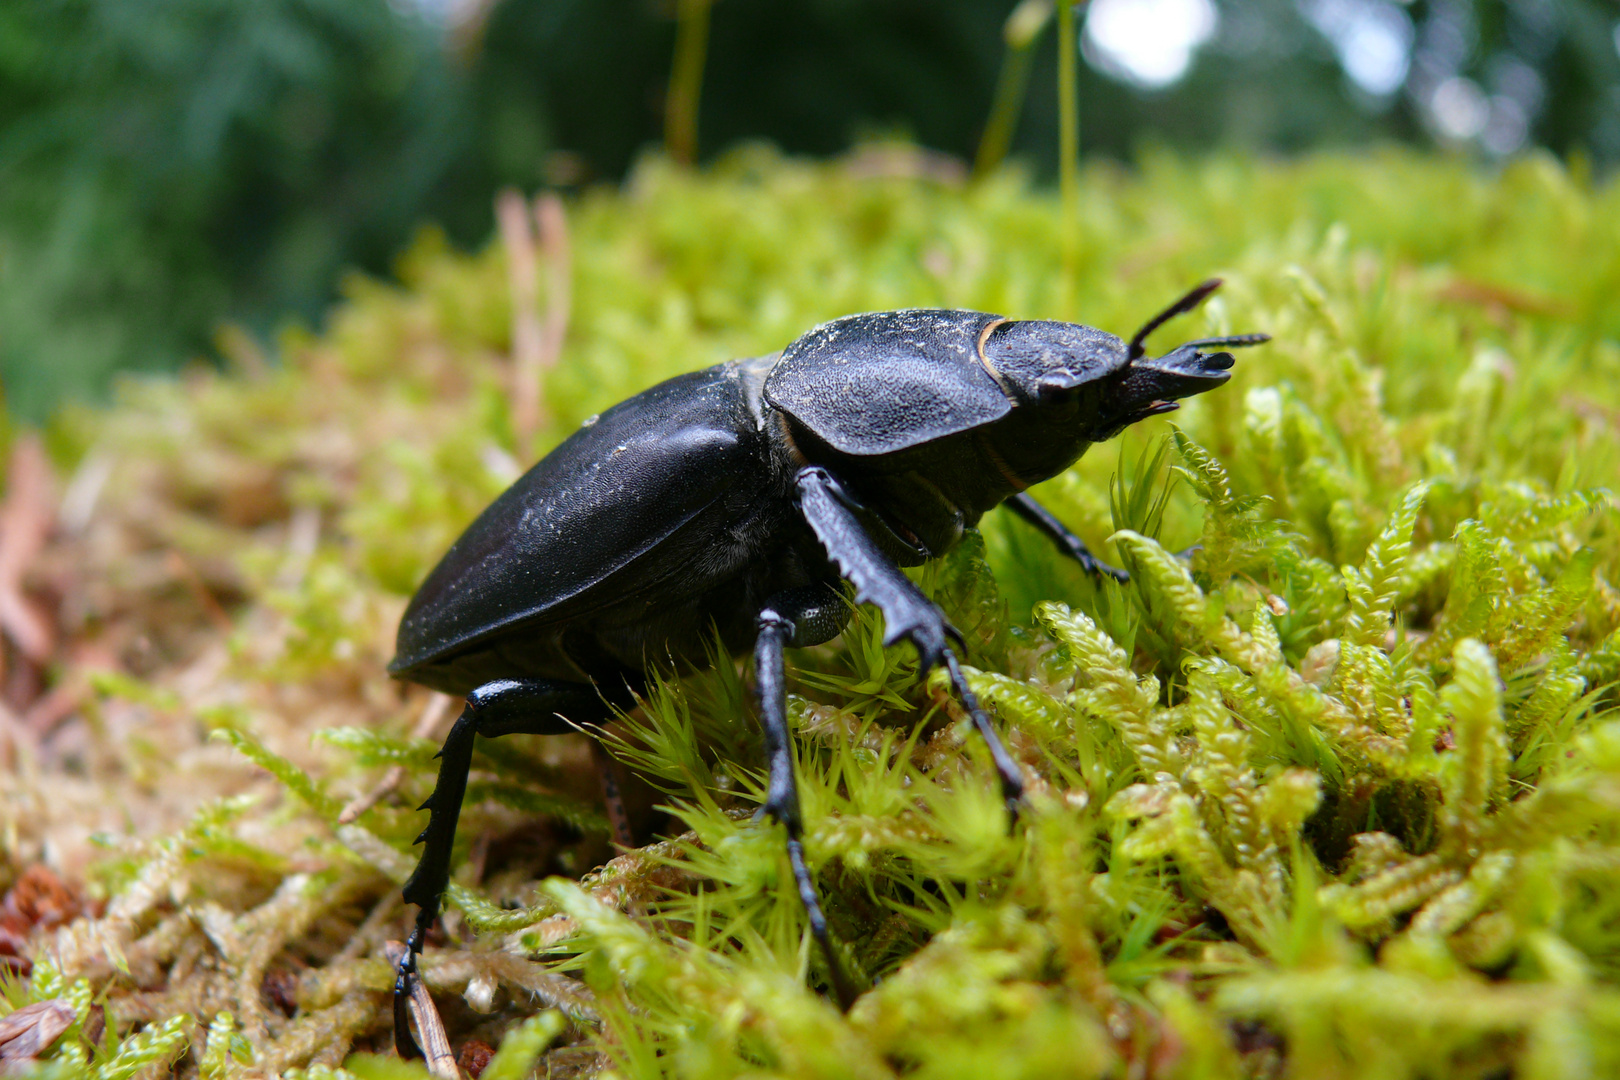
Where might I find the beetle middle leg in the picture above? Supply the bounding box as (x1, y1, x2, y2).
(793, 466, 1026, 815)
(395, 677, 625, 1059)
(1007, 491, 1213, 576)
(755, 584, 857, 1009)
(1005, 492, 1130, 582)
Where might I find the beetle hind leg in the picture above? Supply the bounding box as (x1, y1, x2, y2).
(755, 586, 859, 1010)
(394, 677, 620, 1059)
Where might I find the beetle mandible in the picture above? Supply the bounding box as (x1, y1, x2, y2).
(387, 279, 1266, 1055)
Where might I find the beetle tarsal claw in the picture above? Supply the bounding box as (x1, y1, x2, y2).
(386, 940, 425, 1060)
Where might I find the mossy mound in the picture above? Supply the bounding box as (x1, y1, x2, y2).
(4, 146, 1620, 1079)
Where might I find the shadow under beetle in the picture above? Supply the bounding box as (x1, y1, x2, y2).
(387, 279, 1266, 1056)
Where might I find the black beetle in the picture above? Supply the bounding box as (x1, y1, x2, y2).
(387, 279, 1265, 1055)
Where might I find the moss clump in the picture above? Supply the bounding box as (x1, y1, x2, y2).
(3, 146, 1620, 1078)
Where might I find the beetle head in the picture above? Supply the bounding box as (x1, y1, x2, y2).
(984, 279, 1266, 443)
(1098, 278, 1269, 438)
(974, 281, 1265, 488)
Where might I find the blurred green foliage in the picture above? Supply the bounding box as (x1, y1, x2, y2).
(2, 0, 1617, 420)
(0, 0, 472, 417)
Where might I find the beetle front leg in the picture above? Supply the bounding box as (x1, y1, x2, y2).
(1005, 492, 1129, 582)
(395, 678, 614, 1059)
(755, 585, 857, 1009)
(794, 467, 1025, 816)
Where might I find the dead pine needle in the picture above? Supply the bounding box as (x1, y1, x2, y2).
(498, 187, 545, 452)
(500, 189, 572, 456)
(536, 194, 571, 394)
(0, 433, 56, 668)
(338, 692, 455, 825)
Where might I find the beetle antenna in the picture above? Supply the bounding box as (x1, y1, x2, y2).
(1127, 278, 1223, 361)
(1176, 332, 1271, 350)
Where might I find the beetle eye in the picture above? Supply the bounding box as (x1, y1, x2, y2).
(1036, 383, 1083, 415)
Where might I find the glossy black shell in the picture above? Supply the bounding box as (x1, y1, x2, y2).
(764, 310, 1012, 456)
(388, 356, 818, 696)
(391, 310, 1028, 696)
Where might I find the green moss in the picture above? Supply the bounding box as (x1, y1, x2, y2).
(10, 147, 1620, 1077)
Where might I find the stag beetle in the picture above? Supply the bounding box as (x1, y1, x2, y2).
(387, 279, 1265, 1055)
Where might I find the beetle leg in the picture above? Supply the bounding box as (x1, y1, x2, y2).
(590, 740, 637, 849)
(1004, 493, 1130, 582)
(395, 678, 617, 1059)
(1007, 494, 1207, 575)
(794, 466, 1025, 816)
(756, 586, 857, 1009)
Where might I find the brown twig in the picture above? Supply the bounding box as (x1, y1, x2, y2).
(535, 193, 571, 394)
(338, 693, 455, 825)
(1436, 277, 1575, 321)
(0, 698, 37, 767)
(164, 550, 233, 634)
(21, 679, 84, 740)
(498, 188, 545, 455)
(0, 434, 56, 667)
(330, 890, 401, 966)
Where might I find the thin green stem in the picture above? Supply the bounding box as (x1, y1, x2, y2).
(974, 0, 1054, 180)
(1056, 0, 1083, 313)
(665, 0, 714, 166)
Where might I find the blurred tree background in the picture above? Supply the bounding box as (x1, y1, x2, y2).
(1, 0, 1617, 419)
